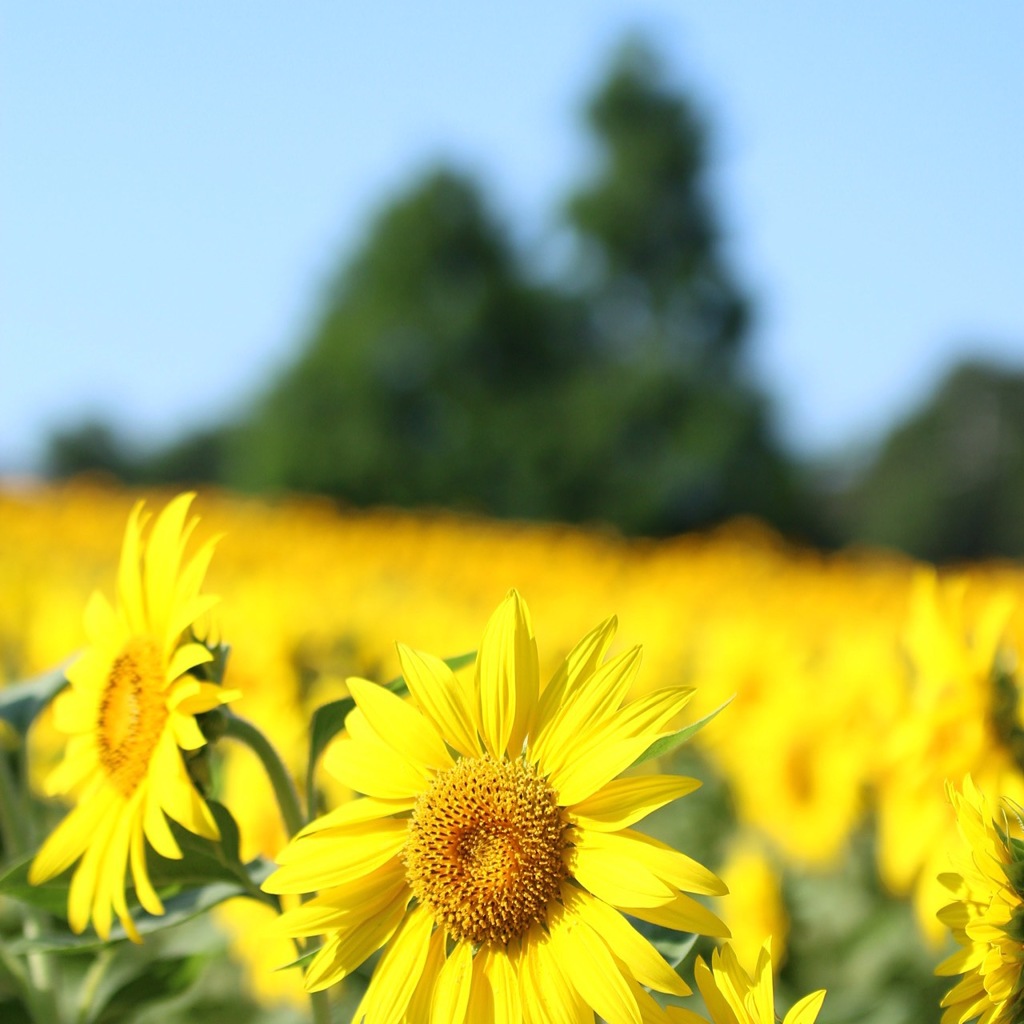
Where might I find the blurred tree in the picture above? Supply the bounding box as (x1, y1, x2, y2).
(552, 37, 819, 536)
(227, 169, 581, 519)
(220, 37, 821, 539)
(48, 35, 824, 542)
(44, 419, 135, 480)
(837, 358, 1024, 561)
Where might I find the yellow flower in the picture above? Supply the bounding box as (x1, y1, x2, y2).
(263, 589, 727, 1022)
(668, 941, 825, 1024)
(936, 775, 1024, 1024)
(29, 493, 238, 942)
(717, 837, 788, 974)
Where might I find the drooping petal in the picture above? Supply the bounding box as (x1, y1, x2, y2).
(29, 780, 112, 883)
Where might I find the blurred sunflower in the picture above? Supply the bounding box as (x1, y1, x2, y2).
(668, 941, 825, 1024)
(263, 589, 727, 1022)
(29, 493, 238, 941)
(936, 775, 1024, 1024)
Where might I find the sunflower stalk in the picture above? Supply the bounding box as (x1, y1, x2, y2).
(0, 748, 62, 1023)
(222, 711, 306, 838)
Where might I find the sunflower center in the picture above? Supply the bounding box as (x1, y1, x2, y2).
(97, 638, 168, 798)
(403, 754, 568, 946)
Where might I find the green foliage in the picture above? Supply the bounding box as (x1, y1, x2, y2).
(48, 34, 824, 543)
(837, 358, 1024, 561)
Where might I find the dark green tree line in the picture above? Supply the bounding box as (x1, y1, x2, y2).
(46, 37, 825, 542)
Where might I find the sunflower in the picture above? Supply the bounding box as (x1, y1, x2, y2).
(29, 493, 238, 942)
(263, 589, 728, 1022)
(668, 941, 825, 1024)
(936, 775, 1024, 1024)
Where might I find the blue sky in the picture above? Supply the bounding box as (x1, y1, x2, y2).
(3, 2, 1022, 474)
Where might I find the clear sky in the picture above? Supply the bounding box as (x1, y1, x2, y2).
(3, 2, 1023, 474)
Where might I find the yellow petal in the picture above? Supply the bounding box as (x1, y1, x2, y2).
(347, 676, 453, 774)
(29, 780, 112, 883)
(533, 645, 641, 777)
(693, 956, 740, 1024)
(262, 818, 407, 894)
(783, 990, 826, 1024)
(397, 643, 480, 758)
(130, 815, 164, 916)
(361, 902, 435, 1024)
(144, 493, 196, 639)
(476, 589, 538, 757)
(117, 501, 149, 635)
(520, 922, 588, 1024)
(270, 864, 408, 937)
(406, 924, 447, 1024)
(477, 942, 522, 1024)
(619, 888, 730, 938)
(166, 643, 213, 686)
(548, 902, 641, 1024)
(322, 735, 428, 800)
(571, 774, 701, 831)
(295, 796, 415, 839)
(535, 615, 617, 724)
(303, 895, 410, 992)
(549, 734, 662, 808)
(603, 829, 727, 896)
(432, 938, 474, 1023)
(152, 733, 218, 839)
(561, 884, 690, 996)
(570, 835, 675, 908)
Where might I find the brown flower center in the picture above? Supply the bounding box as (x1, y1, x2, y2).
(97, 638, 169, 797)
(403, 755, 568, 946)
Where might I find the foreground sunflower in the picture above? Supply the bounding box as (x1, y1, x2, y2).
(263, 589, 728, 1022)
(30, 493, 238, 941)
(936, 775, 1024, 1024)
(667, 940, 825, 1024)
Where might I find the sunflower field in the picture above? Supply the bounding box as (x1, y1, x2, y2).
(2, 480, 1022, 1023)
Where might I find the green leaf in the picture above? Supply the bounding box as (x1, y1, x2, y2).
(627, 915, 699, 969)
(272, 945, 319, 973)
(0, 854, 73, 917)
(0, 802, 274, 950)
(7, 880, 251, 954)
(630, 695, 734, 769)
(0, 663, 69, 737)
(305, 650, 475, 810)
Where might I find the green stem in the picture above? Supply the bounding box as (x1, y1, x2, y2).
(0, 751, 62, 1023)
(220, 716, 328, 1023)
(310, 988, 331, 1024)
(223, 713, 305, 838)
(0, 748, 27, 856)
